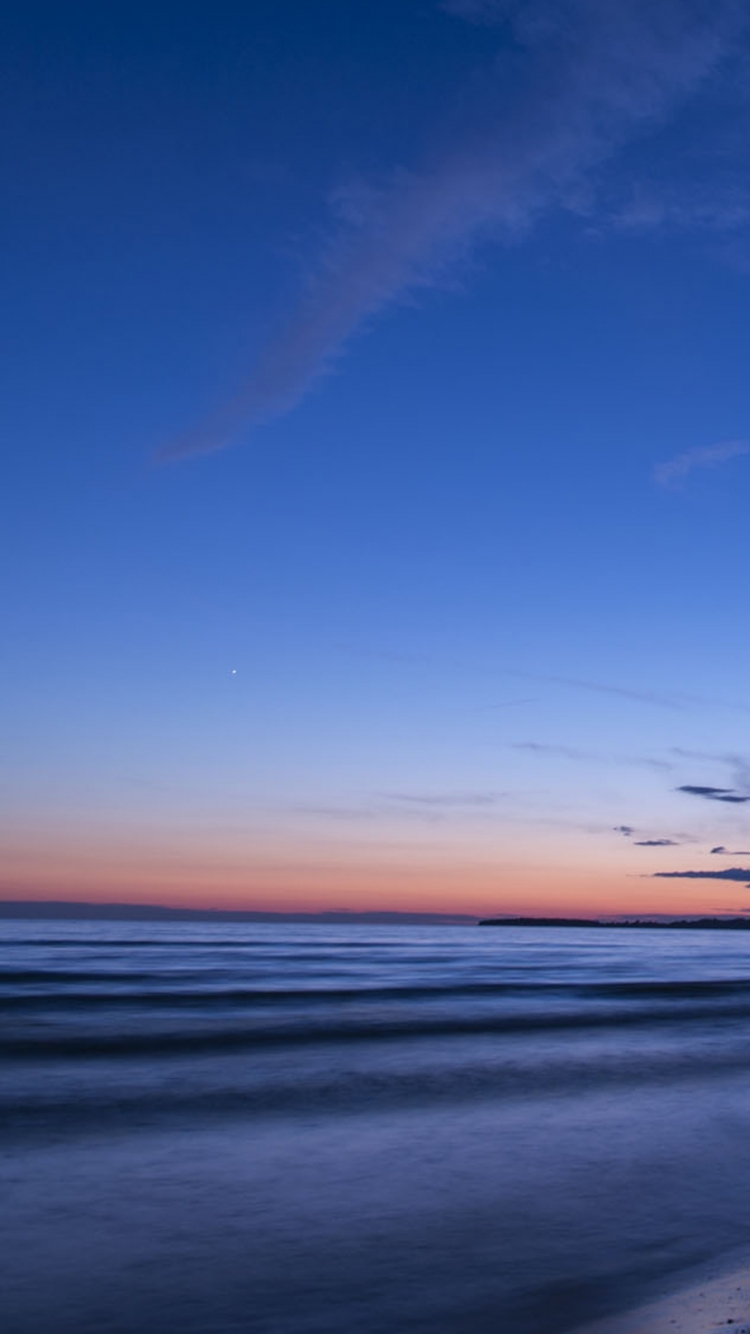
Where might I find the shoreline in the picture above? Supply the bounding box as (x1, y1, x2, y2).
(574, 1253, 750, 1333)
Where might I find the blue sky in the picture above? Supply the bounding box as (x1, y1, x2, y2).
(3, 0, 750, 914)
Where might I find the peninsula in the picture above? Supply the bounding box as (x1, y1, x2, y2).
(478, 916, 750, 929)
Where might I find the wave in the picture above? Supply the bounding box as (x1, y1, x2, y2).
(6, 975, 750, 1000)
(6, 973, 750, 1026)
(5, 1034, 750, 1138)
(5, 995, 750, 1059)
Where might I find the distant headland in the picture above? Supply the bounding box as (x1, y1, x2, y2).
(478, 916, 750, 930)
(2, 902, 749, 930)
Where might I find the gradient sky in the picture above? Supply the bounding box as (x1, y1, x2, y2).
(3, 0, 750, 916)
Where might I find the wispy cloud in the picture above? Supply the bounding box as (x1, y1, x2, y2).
(503, 672, 683, 709)
(513, 742, 595, 761)
(730, 755, 750, 791)
(383, 790, 498, 807)
(292, 803, 380, 821)
(161, 0, 745, 459)
(479, 698, 537, 710)
(613, 185, 750, 235)
(654, 439, 750, 487)
(672, 750, 750, 788)
(512, 741, 672, 770)
(711, 845, 750, 855)
(500, 669, 750, 712)
(292, 791, 498, 820)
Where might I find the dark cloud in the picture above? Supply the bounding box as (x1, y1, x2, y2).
(676, 785, 750, 803)
(634, 838, 679, 847)
(614, 825, 635, 837)
(711, 845, 750, 855)
(654, 867, 750, 884)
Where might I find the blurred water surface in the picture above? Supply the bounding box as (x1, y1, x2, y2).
(4, 920, 750, 1333)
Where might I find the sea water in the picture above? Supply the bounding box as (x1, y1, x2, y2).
(4, 920, 750, 1333)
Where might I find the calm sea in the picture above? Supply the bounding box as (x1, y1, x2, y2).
(4, 920, 750, 1333)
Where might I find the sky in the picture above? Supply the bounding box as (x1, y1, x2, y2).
(2, 0, 750, 917)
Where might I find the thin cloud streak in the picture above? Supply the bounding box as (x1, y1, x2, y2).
(500, 668, 750, 712)
(383, 791, 498, 807)
(654, 438, 749, 486)
(672, 750, 750, 787)
(511, 741, 673, 770)
(504, 671, 684, 709)
(160, 0, 745, 460)
(293, 792, 500, 820)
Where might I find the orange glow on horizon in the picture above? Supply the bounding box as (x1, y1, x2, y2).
(2, 834, 747, 918)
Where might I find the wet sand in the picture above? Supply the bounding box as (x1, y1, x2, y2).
(578, 1262, 750, 1334)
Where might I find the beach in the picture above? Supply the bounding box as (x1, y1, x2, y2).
(576, 1259, 750, 1333)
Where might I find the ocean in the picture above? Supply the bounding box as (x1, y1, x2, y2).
(4, 919, 750, 1333)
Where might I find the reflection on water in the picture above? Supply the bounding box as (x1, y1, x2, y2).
(4, 921, 750, 1332)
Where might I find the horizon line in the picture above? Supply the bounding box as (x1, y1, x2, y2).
(2, 900, 749, 926)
